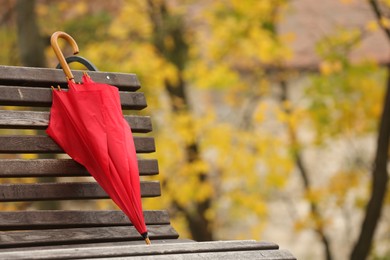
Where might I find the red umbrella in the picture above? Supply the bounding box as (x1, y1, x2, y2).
(46, 31, 150, 244)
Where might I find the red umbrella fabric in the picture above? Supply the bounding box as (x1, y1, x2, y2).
(47, 31, 149, 244)
(47, 74, 149, 243)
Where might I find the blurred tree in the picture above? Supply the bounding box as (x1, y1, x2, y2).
(279, 78, 333, 260)
(146, 0, 212, 241)
(75, 2, 389, 256)
(350, 1, 390, 259)
(77, 0, 293, 242)
(0, 1, 18, 65)
(292, 25, 386, 260)
(15, 0, 58, 210)
(149, 0, 291, 241)
(16, 0, 46, 67)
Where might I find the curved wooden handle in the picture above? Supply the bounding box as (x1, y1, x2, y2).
(50, 31, 79, 82)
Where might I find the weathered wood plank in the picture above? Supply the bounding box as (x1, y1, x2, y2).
(0, 225, 179, 248)
(0, 136, 155, 153)
(109, 250, 296, 260)
(0, 86, 147, 109)
(0, 239, 194, 252)
(0, 181, 160, 202)
(0, 110, 152, 132)
(0, 65, 141, 90)
(0, 241, 285, 259)
(0, 210, 170, 230)
(0, 159, 158, 177)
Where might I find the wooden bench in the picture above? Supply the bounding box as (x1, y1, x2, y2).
(0, 65, 296, 259)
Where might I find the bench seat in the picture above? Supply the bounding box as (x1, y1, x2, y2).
(0, 240, 295, 260)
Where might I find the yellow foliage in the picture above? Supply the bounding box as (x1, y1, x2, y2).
(194, 181, 214, 202)
(205, 0, 290, 65)
(319, 60, 342, 75)
(381, 0, 390, 7)
(366, 20, 379, 32)
(380, 17, 390, 29)
(253, 102, 268, 123)
(74, 2, 88, 15)
(170, 213, 192, 239)
(276, 108, 288, 123)
(340, 0, 354, 4)
(327, 170, 362, 206)
(186, 61, 240, 90)
(294, 211, 330, 233)
(22, 154, 38, 159)
(305, 187, 326, 204)
(173, 112, 197, 145)
(108, 2, 151, 39)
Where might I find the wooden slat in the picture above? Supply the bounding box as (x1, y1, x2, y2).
(0, 210, 170, 230)
(0, 250, 296, 260)
(0, 181, 161, 202)
(0, 159, 158, 177)
(0, 65, 141, 90)
(110, 250, 295, 260)
(0, 86, 147, 109)
(0, 241, 287, 259)
(125, 250, 296, 260)
(0, 110, 152, 132)
(0, 239, 194, 252)
(0, 136, 155, 153)
(0, 225, 179, 248)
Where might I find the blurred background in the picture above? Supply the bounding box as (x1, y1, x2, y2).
(0, 0, 389, 259)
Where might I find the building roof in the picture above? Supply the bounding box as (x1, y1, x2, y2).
(279, 0, 390, 69)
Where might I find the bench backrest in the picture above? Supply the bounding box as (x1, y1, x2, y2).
(0, 65, 178, 249)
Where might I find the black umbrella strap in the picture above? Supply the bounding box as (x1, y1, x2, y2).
(56, 55, 98, 71)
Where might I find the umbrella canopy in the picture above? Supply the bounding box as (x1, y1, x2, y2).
(46, 31, 149, 244)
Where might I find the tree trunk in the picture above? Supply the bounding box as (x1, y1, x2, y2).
(350, 65, 390, 260)
(146, 0, 213, 241)
(279, 80, 333, 260)
(350, 1, 390, 259)
(16, 0, 46, 67)
(16, 0, 57, 210)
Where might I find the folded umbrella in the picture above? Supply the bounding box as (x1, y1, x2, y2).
(47, 31, 150, 244)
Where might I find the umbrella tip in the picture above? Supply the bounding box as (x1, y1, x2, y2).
(142, 232, 151, 245)
(51, 86, 55, 91)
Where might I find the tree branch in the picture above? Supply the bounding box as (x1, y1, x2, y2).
(146, 0, 213, 241)
(369, 0, 390, 39)
(350, 65, 390, 260)
(350, 2, 390, 259)
(279, 80, 333, 260)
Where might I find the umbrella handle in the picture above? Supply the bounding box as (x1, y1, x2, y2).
(50, 31, 80, 82)
(56, 56, 99, 72)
